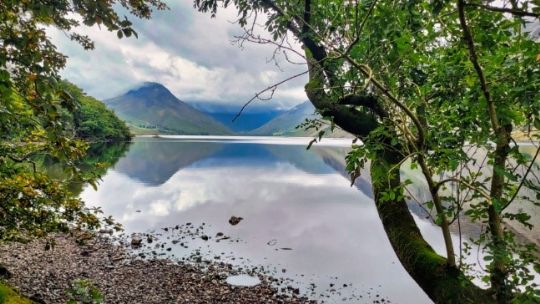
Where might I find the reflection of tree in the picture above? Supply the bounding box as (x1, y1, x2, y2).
(113, 139, 223, 186)
(39, 142, 131, 196)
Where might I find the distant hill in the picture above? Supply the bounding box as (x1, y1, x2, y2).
(249, 101, 352, 138)
(104, 82, 232, 135)
(249, 101, 317, 136)
(188, 102, 285, 132)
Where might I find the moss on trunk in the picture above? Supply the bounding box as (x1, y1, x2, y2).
(370, 148, 493, 304)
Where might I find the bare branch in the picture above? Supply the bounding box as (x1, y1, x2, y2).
(466, 2, 540, 18)
(232, 71, 308, 122)
(501, 144, 540, 211)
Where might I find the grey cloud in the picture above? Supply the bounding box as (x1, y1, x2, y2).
(48, 0, 308, 110)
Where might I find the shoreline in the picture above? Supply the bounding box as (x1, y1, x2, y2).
(0, 234, 316, 304)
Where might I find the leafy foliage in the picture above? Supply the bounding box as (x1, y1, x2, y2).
(194, 0, 540, 301)
(0, 0, 164, 242)
(60, 81, 132, 142)
(66, 279, 103, 304)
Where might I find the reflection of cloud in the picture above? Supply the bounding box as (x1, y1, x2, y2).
(81, 145, 443, 304)
(150, 200, 172, 216)
(84, 163, 349, 224)
(81, 159, 436, 303)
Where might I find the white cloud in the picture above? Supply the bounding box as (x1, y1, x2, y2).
(47, 0, 308, 110)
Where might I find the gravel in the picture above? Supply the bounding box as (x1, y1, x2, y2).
(0, 234, 316, 304)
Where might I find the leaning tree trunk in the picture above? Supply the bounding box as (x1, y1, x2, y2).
(370, 145, 492, 303)
(304, 70, 494, 302)
(299, 24, 492, 303)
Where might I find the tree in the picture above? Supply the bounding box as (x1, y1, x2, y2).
(194, 0, 540, 302)
(60, 81, 132, 142)
(0, 0, 164, 241)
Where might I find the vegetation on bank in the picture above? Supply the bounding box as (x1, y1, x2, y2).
(60, 82, 132, 142)
(0, 0, 162, 300)
(0, 0, 538, 303)
(0, 283, 31, 304)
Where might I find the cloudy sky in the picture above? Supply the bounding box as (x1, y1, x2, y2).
(48, 0, 308, 111)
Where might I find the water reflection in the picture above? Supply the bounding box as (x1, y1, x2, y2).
(114, 139, 222, 186)
(81, 137, 436, 304)
(38, 142, 130, 195)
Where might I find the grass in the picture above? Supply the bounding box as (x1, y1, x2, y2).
(0, 283, 31, 304)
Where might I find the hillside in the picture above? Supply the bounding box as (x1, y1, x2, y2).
(249, 101, 317, 136)
(61, 81, 132, 142)
(249, 101, 352, 138)
(104, 82, 232, 135)
(189, 102, 285, 132)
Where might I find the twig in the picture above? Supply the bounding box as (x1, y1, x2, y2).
(232, 71, 308, 122)
(501, 144, 540, 211)
(466, 3, 539, 18)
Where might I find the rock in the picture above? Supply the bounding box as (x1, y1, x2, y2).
(0, 265, 11, 279)
(266, 239, 277, 246)
(201, 235, 209, 241)
(0, 233, 318, 304)
(228, 216, 243, 226)
(29, 294, 46, 304)
(131, 234, 143, 247)
(98, 229, 114, 234)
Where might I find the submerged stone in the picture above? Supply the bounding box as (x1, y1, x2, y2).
(225, 274, 261, 287)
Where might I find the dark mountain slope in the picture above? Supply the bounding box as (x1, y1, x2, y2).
(105, 82, 232, 135)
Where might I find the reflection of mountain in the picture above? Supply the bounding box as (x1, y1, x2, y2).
(113, 139, 223, 186)
(113, 140, 343, 186)
(178, 143, 334, 175)
(264, 145, 335, 174)
(311, 147, 373, 197)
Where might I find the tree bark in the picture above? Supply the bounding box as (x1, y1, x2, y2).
(303, 50, 492, 303)
(251, 1, 497, 301)
(370, 146, 492, 303)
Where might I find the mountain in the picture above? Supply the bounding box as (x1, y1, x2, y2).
(104, 82, 232, 135)
(249, 101, 317, 136)
(249, 101, 352, 138)
(189, 102, 286, 132)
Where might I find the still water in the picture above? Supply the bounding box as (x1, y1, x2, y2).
(79, 136, 458, 304)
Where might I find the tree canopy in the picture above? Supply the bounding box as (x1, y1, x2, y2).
(60, 81, 132, 142)
(194, 0, 540, 302)
(0, 0, 164, 241)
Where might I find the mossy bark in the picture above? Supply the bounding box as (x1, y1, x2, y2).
(301, 21, 494, 304)
(371, 147, 493, 304)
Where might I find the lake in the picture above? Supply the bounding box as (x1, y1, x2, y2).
(78, 136, 471, 304)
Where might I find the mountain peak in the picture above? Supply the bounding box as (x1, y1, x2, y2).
(125, 81, 173, 97)
(103, 82, 233, 135)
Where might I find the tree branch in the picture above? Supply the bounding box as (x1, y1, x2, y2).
(466, 3, 540, 18)
(232, 71, 308, 122)
(501, 144, 540, 211)
(338, 94, 387, 118)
